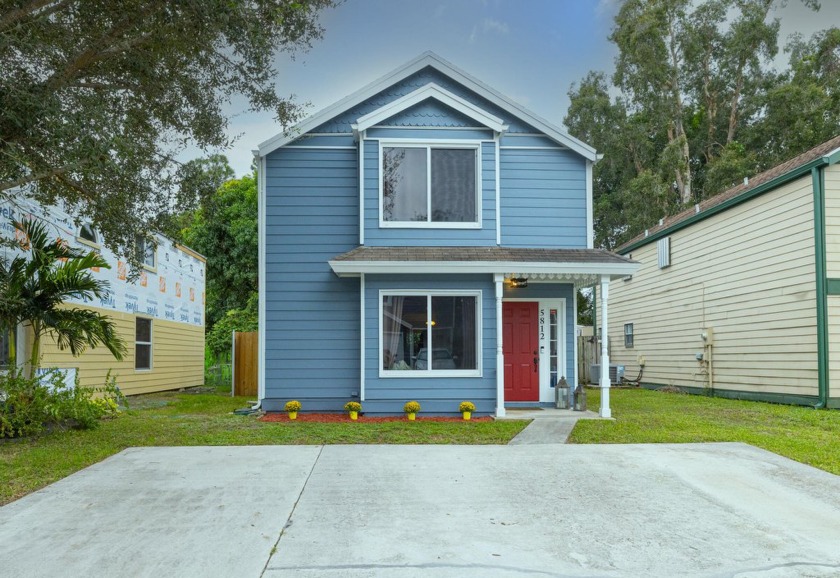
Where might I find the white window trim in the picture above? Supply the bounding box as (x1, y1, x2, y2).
(378, 289, 482, 378)
(76, 223, 101, 249)
(137, 237, 157, 272)
(135, 317, 153, 372)
(378, 139, 482, 229)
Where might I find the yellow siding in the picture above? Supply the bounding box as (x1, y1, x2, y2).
(600, 174, 819, 397)
(38, 305, 204, 396)
(825, 164, 840, 278)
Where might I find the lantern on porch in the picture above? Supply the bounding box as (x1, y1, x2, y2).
(573, 384, 587, 412)
(555, 376, 569, 409)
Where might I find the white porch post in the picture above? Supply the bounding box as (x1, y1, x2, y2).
(494, 274, 505, 417)
(599, 274, 611, 418)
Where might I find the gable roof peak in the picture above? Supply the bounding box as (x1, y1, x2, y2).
(256, 52, 597, 160)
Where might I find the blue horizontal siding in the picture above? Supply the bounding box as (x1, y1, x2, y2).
(500, 148, 587, 248)
(499, 135, 559, 147)
(287, 134, 355, 147)
(263, 147, 361, 406)
(363, 274, 496, 415)
(314, 67, 538, 134)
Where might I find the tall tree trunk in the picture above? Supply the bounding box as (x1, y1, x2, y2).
(668, 18, 692, 204)
(727, 62, 746, 144)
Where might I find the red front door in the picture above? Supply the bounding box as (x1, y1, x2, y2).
(503, 302, 539, 402)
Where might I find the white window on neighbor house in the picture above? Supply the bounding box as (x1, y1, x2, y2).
(657, 237, 671, 269)
(135, 318, 152, 371)
(380, 143, 479, 227)
(624, 323, 634, 348)
(380, 291, 481, 377)
(78, 223, 99, 246)
(136, 236, 156, 269)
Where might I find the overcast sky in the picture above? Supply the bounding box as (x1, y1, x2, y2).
(207, 0, 840, 177)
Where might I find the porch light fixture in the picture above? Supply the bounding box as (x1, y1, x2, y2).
(509, 277, 528, 288)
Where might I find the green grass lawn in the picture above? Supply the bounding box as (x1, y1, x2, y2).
(0, 387, 529, 505)
(572, 387, 840, 476)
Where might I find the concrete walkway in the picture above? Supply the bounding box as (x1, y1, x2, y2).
(3, 443, 840, 577)
(504, 407, 599, 444)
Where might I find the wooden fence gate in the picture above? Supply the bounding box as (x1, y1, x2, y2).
(577, 335, 610, 384)
(233, 331, 258, 397)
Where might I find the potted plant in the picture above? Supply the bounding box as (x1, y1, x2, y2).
(284, 400, 301, 420)
(459, 401, 476, 421)
(403, 400, 421, 421)
(344, 401, 362, 420)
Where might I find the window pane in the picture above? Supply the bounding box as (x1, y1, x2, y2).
(79, 224, 97, 243)
(135, 344, 151, 370)
(0, 326, 10, 368)
(382, 148, 427, 222)
(136, 318, 151, 343)
(382, 295, 427, 370)
(431, 149, 476, 222)
(431, 296, 477, 370)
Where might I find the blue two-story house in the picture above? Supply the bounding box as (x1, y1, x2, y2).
(254, 53, 638, 417)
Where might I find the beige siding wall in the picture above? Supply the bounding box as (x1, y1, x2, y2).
(37, 305, 204, 396)
(825, 164, 840, 278)
(600, 174, 819, 397)
(825, 164, 840, 398)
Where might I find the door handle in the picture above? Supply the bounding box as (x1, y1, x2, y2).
(533, 351, 539, 372)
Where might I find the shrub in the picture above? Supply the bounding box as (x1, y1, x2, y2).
(0, 368, 124, 437)
(344, 401, 361, 413)
(459, 401, 476, 413)
(403, 401, 421, 414)
(284, 400, 301, 412)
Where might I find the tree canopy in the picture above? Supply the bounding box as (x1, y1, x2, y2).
(176, 156, 257, 330)
(565, 0, 835, 249)
(0, 0, 334, 267)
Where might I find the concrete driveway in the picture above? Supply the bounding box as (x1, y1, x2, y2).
(2, 443, 840, 577)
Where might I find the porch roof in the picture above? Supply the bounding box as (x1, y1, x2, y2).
(329, 246, 639, 283)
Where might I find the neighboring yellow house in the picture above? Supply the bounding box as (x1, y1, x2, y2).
(596, 135, 840, 408)
(1, 196, 206, 396)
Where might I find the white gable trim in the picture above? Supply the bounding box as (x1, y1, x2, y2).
(257, 52, 597, 161)
(351, 83, 505, 137)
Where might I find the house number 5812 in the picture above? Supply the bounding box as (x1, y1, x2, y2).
(539, 308, 546, 340)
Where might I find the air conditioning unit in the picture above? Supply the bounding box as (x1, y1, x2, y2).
(589, 364, 625, 384)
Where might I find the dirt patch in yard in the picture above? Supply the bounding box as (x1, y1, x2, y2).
(259, 413, 492, 423)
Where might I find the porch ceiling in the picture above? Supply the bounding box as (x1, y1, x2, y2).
(329, 246, 639, 283)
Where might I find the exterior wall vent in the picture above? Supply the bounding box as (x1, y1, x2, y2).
(657, 236, 671, 269)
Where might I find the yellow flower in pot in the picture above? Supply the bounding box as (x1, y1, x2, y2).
(459, 401, 476, 421)
(344, 401, 362, 420)
(284, 400, 301, 420)
(404, 400, 421, 421)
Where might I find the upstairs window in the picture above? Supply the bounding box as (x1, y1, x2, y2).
(624, 323, 634, 348)
(78, 223, 99, 246)
(381, 144, 478, 227)
(136, 236, 156, 269)
(657, 237, 671, 269)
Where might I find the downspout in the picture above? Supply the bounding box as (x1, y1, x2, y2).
(813, 165, 829, 409)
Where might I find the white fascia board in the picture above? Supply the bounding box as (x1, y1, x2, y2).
(256, 51, 597, 161)
(328, 259, 639, 278)
(354, 84, 505, 135)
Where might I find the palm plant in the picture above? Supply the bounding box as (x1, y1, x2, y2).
(0, 218, 126, 376)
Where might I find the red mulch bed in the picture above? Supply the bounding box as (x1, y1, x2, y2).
(259, 413, 492, 423)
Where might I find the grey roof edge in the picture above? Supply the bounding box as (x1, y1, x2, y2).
(256, 51, 597, 161)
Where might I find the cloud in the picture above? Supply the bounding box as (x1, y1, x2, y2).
(483, 18, 509, 35)
(470, 17, 510, 43)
